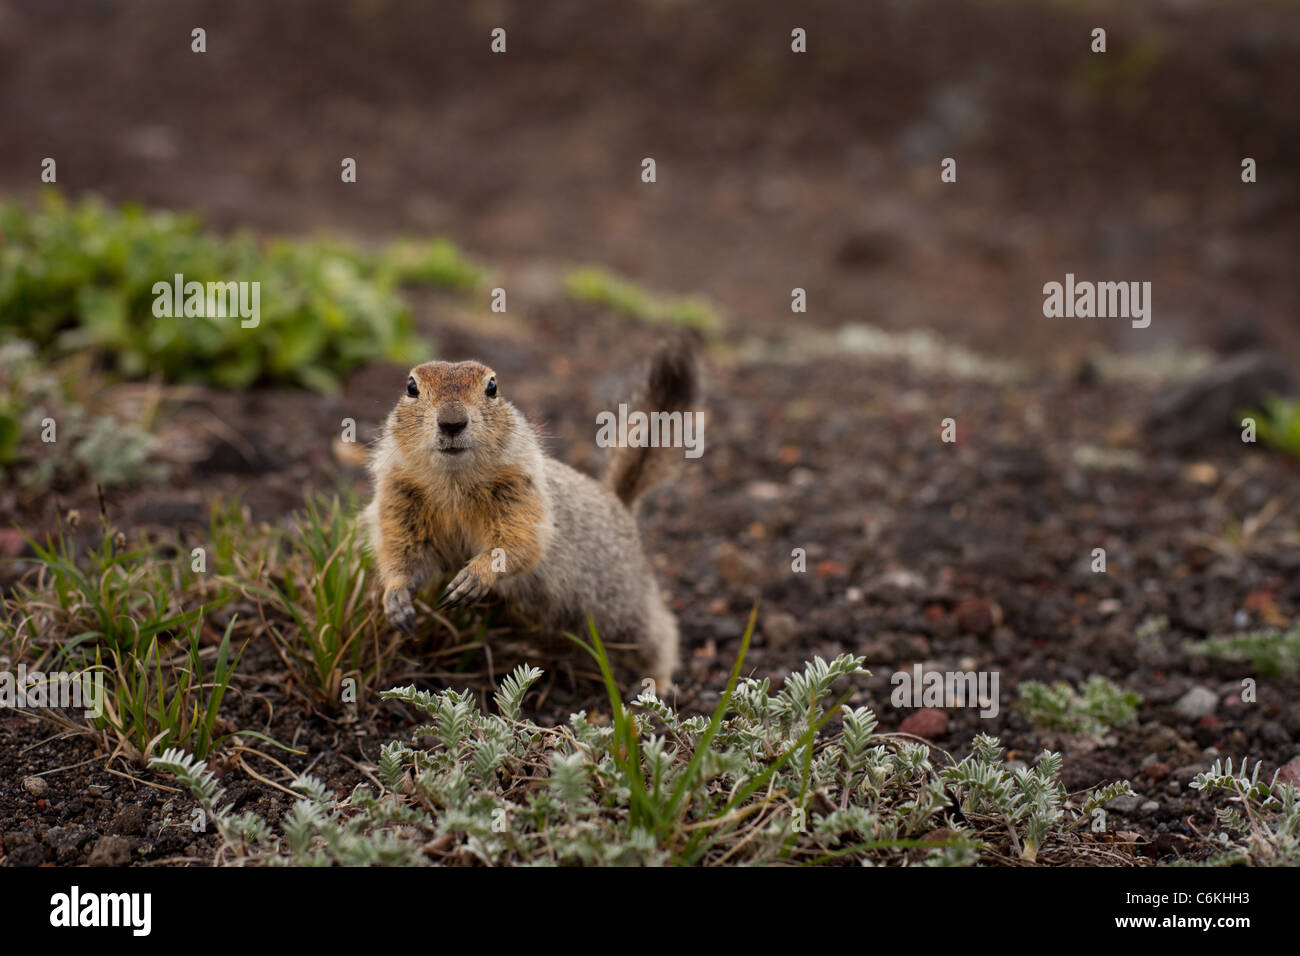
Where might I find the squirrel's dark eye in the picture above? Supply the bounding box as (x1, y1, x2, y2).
(485, 376, 497, 398)
(406, 376, 419, 398)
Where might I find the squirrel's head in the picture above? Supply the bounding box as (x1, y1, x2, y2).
(391, 360, 513, 470)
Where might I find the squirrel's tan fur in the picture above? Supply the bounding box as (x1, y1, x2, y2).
(363, 341, 696, 689)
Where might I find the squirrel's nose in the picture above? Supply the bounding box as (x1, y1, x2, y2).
(437, 404, 468, 436)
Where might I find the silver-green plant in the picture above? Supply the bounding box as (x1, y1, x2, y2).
(1188, 758, 1300, 866)
(1188, 628, 1300, 677)
(1017, 675, 1140, 736)
(148, 621, 1135, 867)
(941, 733, 1132, 862)
(150, 746, 428, 866)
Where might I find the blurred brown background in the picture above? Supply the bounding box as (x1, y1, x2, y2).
(2, 0, 1297, 364)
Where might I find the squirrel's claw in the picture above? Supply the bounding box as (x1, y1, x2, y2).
(438, 567, 489, 610)
(384, 587, 417, 635)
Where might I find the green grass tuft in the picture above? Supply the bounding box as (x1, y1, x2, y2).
(564, 265, 722, 333)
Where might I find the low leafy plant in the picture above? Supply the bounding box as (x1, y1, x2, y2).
(1188, 758, 1299, 866)
(942, 733, 1132, 863)
(1017, 675, 1141, 736)
(149, 617, 1134, 867)
(151, 746, 429, 866)
(1188, 628, 1300, 677)
(375, 237, 483, 292)
(564, 265, 722, 333)
(0, 192, 462, 391)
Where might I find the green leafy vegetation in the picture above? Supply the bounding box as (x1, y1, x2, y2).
(1188, 758, 1299, 866)
(1245, 396, 1300, 461)
(0, 193, 486, 391)
(1017, 675, 1141, 736)
(942, 733, 1132, 863)
(1188, 627, 1300, 677)
(375, 237, 483, 291)
(147, 621, 1134, 866)
(565, 265, 722, 333)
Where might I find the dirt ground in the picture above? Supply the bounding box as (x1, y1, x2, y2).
(1, 0, 1299, 866)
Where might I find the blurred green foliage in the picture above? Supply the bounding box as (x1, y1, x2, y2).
(0, 193, 481, 391)
(1189, 627, 1300, 678)
(1248, 396, 1300, 461)
(1017, 675, 1140, 737)
(565, 265, 722, 333)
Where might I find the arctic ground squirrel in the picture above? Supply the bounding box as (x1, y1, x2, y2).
(363, 340, 698, 690)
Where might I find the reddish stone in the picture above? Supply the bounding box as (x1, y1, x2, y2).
(900, 708, 949, 739)
(955, 597, 1003, 636)
(1144, 762, 1171, 783)
(0, 528, 25, 558)
(1275, 760, 1300, 789)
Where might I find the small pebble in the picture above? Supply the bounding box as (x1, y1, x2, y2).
(1174, 686, 1218, 720)
(1144, 762, 1171, 783)
(1106, 794, 1144, 814)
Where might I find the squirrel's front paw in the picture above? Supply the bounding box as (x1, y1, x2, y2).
(383, 586, 417, 635)
(437, 564, 491, 610)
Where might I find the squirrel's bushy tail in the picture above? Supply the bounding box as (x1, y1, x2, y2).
(606, 336, 700, 508)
